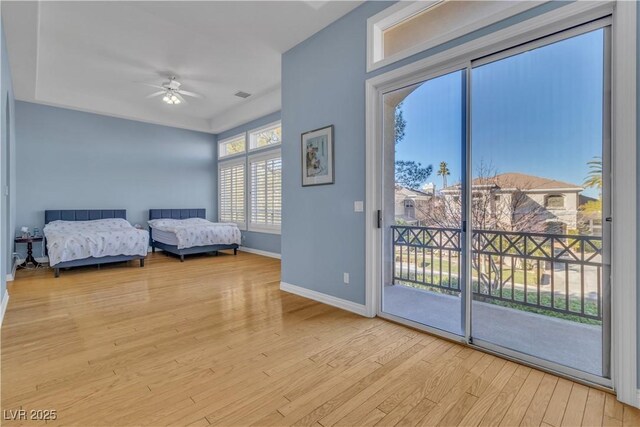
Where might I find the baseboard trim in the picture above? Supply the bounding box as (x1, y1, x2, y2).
(280, 281, 372, 317)
(240, 247, 281, 259)
(1, 290, 9, 327)
(6, 274, 13, 282)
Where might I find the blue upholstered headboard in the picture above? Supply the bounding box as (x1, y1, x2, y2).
(149, 209, 205, 221)
(45, 209, 127, 224)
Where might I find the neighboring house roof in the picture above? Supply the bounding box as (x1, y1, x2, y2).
(395, 185, 433, 199)
(441, 173, 583, 193)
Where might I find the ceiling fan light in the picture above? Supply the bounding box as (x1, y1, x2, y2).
(175, 99, 181, 104)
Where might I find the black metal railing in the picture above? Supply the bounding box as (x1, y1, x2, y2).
(391, 225, 603, 321)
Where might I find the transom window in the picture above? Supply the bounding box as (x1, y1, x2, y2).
(367, 1, 541, 72)
(219, 134, 246, 159)
(249, 122, 282, 150)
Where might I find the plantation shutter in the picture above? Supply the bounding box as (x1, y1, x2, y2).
(219, 161, 245, 226)
(249, 152, 282, 230)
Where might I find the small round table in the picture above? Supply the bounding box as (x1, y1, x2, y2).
(14, 236, 44, 268)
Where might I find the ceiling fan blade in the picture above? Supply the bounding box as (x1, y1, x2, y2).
(175, 93, 187, 104)
(146, 91, 166, 99)
(178, 90, 202, 99)
(141, 83, 166, 90)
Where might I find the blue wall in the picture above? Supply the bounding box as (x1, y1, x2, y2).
(15, 101, 217, 256)
(217, 111, 282, 255)
(281, 1, 393, 304)
(280, 1, 590, 303)
(1, 21, 16, 302)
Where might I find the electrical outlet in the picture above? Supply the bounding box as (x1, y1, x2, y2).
(343, 272, 350, 284)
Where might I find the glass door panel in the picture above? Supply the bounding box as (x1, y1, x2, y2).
(469, 27, 609, 377)
(381, 69, 467, 336)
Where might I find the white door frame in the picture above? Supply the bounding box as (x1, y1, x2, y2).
(365, 0, 637, 406)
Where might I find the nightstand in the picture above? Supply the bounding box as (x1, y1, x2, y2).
(14, 236, 44, 268)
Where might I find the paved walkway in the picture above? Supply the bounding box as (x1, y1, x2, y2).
(383, 284, 603, 376)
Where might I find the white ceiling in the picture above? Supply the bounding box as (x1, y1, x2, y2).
(1, 1, 362, 133)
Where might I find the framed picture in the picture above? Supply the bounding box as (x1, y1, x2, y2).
(301, 125, 334, 186)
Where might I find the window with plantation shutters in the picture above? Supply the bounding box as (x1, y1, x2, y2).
(249, 150, 281, 233)
(218, 159, 246, 228)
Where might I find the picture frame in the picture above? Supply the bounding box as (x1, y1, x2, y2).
(301, 125, 334, 186)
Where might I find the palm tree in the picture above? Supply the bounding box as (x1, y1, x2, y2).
(583, 156, 602, 195)
(437, 161, 450, 189)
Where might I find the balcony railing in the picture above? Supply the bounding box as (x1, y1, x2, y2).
(391, 225, 603, 321)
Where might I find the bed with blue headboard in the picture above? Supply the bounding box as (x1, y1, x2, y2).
(148, 209, 239, 261)
(44, 209, 147, 277)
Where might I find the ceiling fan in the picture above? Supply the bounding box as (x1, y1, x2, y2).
(145, 76, 202, 105)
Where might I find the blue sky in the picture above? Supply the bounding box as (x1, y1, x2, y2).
(394, 28, 604, 198)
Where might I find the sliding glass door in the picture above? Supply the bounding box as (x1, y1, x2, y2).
(469, 25, 610, 378)
(380, 68, 467, 337)
(379, 21, 611, 383)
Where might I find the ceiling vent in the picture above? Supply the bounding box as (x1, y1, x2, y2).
(234, 91, 251, 99)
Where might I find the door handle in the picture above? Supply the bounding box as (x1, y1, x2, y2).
(377, 210, 382, 228)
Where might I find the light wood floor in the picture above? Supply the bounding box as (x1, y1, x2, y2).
(2, 252, 639, 426)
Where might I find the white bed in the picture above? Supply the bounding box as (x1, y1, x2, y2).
(44, 218, 149, 272)
(148, 217, 241, 261)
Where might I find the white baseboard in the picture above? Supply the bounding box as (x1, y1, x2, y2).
(280, 281, 372, 317)
(0, 290, 9, 327)
(239, 247, 281, 259)
(6, 274, 13, 282)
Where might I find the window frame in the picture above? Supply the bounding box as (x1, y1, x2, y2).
(247, 148, 282, 234)
(248, 121, 282, 152)
(366, 1, 545, 73)
(545, 194, 565, 210)
(218, 156, 247, 230)
(218, 133, 247, 159)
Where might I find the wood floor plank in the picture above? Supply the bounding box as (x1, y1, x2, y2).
(622, 406, 640, 427)
(477, 365, 531, 426)
(520, 373, 558, 427)
(603, 393, 624, 427)
(582, 389, 606, 427)
(458, 361, 519, 427)
(561, 384, 590, 427)
(543, 378, 575, 427)
(499, 369, 545, 426)
(2, 252, 637, 427)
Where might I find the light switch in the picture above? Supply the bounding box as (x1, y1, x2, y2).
(354, 201, 364, 212)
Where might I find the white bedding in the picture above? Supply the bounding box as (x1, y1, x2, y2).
(44, 218, 149, 266)
(150, 228, 179, 246)
(148, 218, 241, 250)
